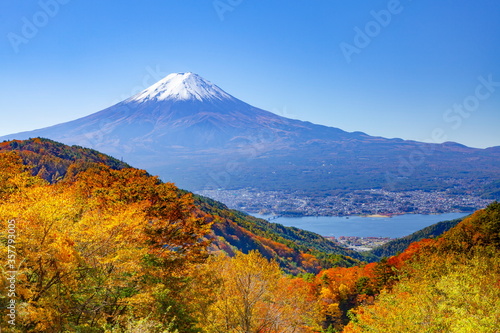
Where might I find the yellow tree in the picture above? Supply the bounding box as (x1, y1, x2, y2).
(0, 162, 213, 332)
(202, 251, 319, 333)
(0, 151, 45, 197)
(73, 165, 213, 331)
(343, 246, 500, 332)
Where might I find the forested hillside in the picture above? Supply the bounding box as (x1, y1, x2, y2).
(0, 138, 131, 182)
(1, 139, 498, 332)
(369, 216, 464, 258)
(0, 139, 363, 275)
(195, 195, 369, 270)
(318, 203, 500, 332)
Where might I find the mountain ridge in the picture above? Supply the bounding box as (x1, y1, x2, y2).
(1, 73, 499, 198)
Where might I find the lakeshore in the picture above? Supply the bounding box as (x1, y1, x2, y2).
(250, 212, 468, 238)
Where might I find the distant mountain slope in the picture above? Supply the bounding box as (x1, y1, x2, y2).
(0, 138, 362, 273)
(369, 216, 465, 258)
(1, 73, 499, 197)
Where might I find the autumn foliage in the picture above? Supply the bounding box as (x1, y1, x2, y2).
(0, 144, 332, 332)
(0, 151, 212, 332)
(296, 203, 500, 332)
(1, 140, 500, 332)
(341, 204, 500, 332)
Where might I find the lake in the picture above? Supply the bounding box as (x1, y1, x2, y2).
(249, 213, 469, 238)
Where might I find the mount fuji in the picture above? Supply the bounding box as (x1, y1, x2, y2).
(3, 73, 353, 152)
(2, 72, 499, 194)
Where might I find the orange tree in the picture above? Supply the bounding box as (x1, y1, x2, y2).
(0, 161, 213, 332)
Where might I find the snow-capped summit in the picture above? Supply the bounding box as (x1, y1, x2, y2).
(129, 72, 234, 103)
(0, 71, 497, 194)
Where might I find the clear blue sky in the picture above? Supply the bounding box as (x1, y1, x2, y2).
(1, 0, 499, 148)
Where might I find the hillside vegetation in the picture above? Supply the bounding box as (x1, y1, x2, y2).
(0, 138, 363, 275)
(1, 139, 499, 332)
(342, 202, 500, 332)
(369, 216, 464, 258)
(0, 138, 131, 182)
(0, 139, 358, 331)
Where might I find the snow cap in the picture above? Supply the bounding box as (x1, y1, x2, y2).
(130, 72, 234, 102)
